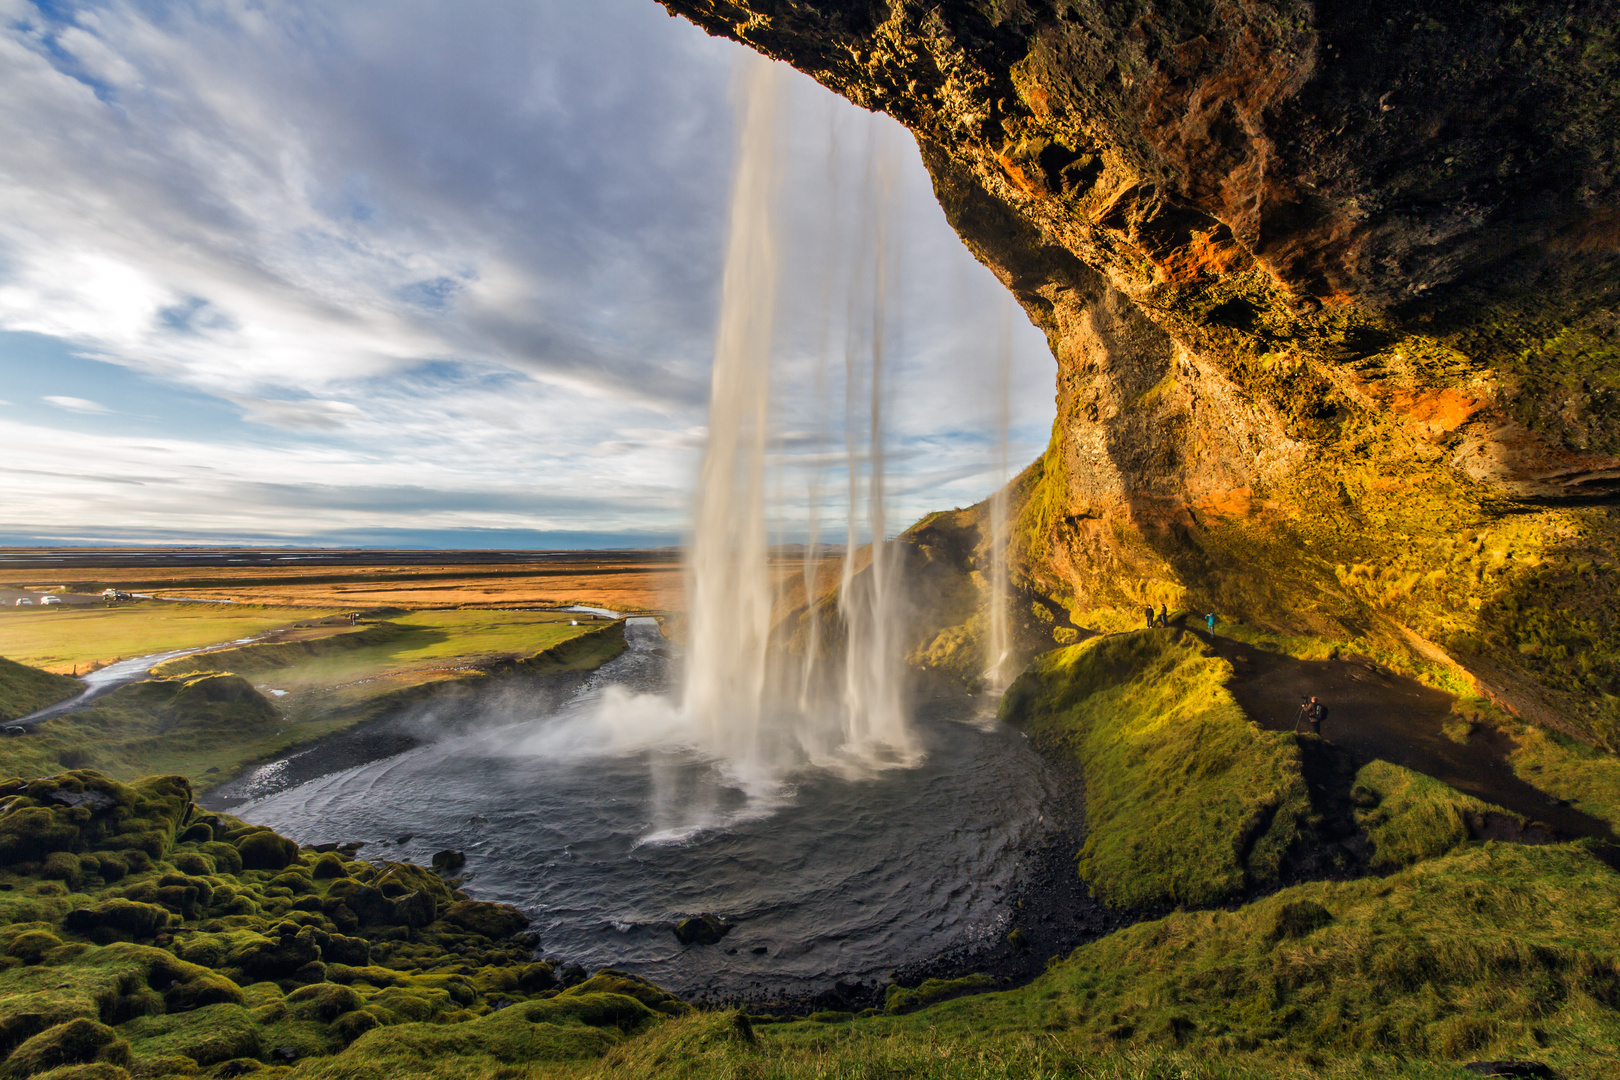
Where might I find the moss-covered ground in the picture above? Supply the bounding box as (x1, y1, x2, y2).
(999, 631, 1314, 909)
(0, 659, 79, 724)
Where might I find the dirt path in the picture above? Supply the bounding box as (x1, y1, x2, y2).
(1190, 628, 1614, 842)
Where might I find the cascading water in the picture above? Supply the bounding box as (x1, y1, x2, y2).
(984, 302, 1015, 695)
(602, 51, 918, 814)
(679, 53, 782, 781)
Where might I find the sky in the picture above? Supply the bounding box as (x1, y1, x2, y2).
(0, 0, 1055, 549)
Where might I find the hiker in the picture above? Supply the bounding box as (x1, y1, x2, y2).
(1205, 611, 1216, 635)
(1293, 696, 1328, 736)
(1157, 603, 1169, 627)
(1144, 605, 1155, 628)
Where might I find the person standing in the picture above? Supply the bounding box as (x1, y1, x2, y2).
(1294, 696, 1327, 736)
(1144, 605, 1155, 628)
(1158, 603, 1169, 628)
(1205, 611, 1216, 633)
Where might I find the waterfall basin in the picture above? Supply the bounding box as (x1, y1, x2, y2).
(225, 618, 1068, 1003)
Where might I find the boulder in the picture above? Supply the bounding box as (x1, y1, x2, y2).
(226, 927, 323, 981)
(63, 899, 174, 942)
(673, 914, 731, 946)
(439, 900, 528, 940)
(234, 831, 299, 871)
(389, 890, 436, 929)
(2, 1019, 125, 1079)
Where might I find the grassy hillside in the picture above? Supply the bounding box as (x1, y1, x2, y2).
(0, 621, 627, 794)
(999, 630, 1314, 908)
(0, 657, 80, 723)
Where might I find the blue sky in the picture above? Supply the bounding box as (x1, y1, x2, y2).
(0, 0, 1054, 548)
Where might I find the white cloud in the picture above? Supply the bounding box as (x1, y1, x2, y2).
(0, 0, 1055, 545)
(42, 395, 110, 413)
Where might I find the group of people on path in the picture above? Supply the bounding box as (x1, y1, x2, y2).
(1140, 599, 1329, 738)
(1142, 604, 1219, 634)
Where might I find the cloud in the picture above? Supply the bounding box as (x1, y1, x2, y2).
(42, 394, 110, 413)
(0, 0, 1056, 545)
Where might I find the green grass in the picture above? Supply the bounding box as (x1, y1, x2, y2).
(154, 610, 607, 698)
(275, 842, 1620, 1080)
(0, 657, 79, 723)
(0, 604, 331, 674)
(1349, 760, 1503, 873)
(1503, 720, 1620, 832)
(0, 674, 348, 792)
(999, 630, 1313, 909)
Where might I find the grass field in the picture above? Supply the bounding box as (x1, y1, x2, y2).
(0, 603, 332, 674)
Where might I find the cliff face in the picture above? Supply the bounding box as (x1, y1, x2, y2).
(659, 0, 1620, 746)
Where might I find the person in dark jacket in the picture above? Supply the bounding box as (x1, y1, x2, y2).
(1157, 603, 1169, 627)
(1294, 696, 1328, 735)
(1145, 605, 1155, 628)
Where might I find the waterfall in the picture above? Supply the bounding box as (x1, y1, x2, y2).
(679, 53, 782, 777)
(667, 51, 916, 794)
(985, 301, 1014, 694)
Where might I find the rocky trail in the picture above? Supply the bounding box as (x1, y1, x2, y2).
(1192, 628, 1615, 845)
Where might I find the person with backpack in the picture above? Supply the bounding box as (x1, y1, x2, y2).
(1293, 696, 1328, 736)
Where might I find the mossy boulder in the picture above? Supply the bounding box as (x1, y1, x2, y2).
(388, 891, 435, 930)
(168, 853, 213, 877)
(198, 843, 241, 876)
(558, 971, 689, 1017)
(306, 933, 363, 967)
(3, 1019, 125, 1079)
(233, 832, 298, 872)
(62, 900, 174, 943)
(321, 880, 388, 925)
(516, 962, 557, 994)
(309, 853, 345, 880)
(224, 927, 322, 981)
(285, 982, 363, 1022)
(6, 931, 64, 964)
(439, 901, 527, 940)
(672, 914, 729, 946)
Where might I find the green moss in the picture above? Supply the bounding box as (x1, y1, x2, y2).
(119, 1004, 261, 1068)
(4, 1019, 125, 1079)
(884, 974, 999, 1014)
(1000, 631, 1312, 908)
(0, 657, 81, 724)
(1350, 760, 1506, 873)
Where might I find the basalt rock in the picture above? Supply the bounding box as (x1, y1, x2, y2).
(662, 0, 1620, 747)
(673, 914, 731, 946)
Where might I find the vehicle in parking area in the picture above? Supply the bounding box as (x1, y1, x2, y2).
(40, 595, 62, 605)
(14, 598, 33, 606)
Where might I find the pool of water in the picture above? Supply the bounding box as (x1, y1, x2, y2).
(229, 619, 1066, 999)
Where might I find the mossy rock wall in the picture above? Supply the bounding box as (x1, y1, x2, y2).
(659, 1, 1620, 753)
